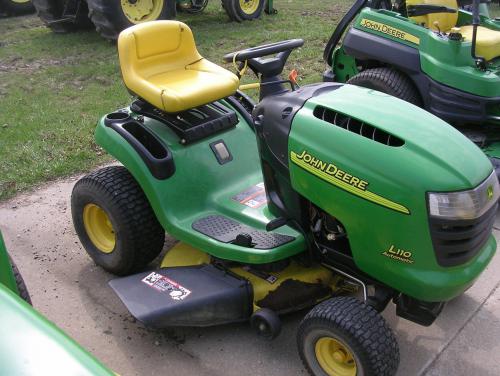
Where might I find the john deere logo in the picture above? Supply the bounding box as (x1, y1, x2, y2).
(487, 185, 494, 200)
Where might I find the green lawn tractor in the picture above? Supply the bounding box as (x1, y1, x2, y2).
(324, 0, 500, 181)
(0, 0, 34, 16)
(32, 0, 276, 40)
(0, 230, 114, 375)
(71, 20, 499, 375)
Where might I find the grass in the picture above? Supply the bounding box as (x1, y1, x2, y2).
(0, 0, 352, 200)
(0, 1, 498, 200)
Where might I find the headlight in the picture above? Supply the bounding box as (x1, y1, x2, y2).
(428, 171, 499, 220)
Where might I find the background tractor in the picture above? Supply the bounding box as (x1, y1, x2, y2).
(31, 0, 276, 40)
(0, 0, 34, 16)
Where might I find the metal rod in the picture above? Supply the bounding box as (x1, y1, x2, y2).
(322, 263, 368, 301)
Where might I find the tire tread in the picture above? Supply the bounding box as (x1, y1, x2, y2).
(298, 296, 399, 376)
(72, 166, 165, 275)
(348, 67, 421, 106)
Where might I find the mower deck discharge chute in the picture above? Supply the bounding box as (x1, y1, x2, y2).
(71, 20, 499, 375)
(324, 0, 500, 181)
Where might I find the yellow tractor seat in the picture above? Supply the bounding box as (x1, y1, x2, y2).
(459, 26, 500, 62)
(406, 0, 459, 32)
(118, 21, 239, 114)
(406, 0, 500, 61)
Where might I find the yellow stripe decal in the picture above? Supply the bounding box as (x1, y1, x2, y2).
(360, 18, 420, 45)
(291, 151, 410, 215)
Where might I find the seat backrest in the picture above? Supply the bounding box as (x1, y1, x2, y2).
(406, 0, 459, 31)
(118, 21, 202, 86)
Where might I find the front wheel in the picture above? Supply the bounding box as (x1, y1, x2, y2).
(347, 67, 422, 106)
(297, 296, 399, 376)
(71, 166, 165, 276)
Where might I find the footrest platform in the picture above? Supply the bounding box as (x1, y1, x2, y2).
(192, 215, 295, 250)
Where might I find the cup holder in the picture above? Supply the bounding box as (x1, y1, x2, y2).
(105, 116, 175, 180)
(105, 111, 131, 126)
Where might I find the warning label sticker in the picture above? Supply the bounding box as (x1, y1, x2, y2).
(141, 272, 191, 301)
(232, 182, 268, 209)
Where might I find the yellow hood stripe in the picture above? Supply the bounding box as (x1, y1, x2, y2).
(291, 151, 410, 215)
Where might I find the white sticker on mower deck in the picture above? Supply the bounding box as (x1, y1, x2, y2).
(142, 272, 191, 301)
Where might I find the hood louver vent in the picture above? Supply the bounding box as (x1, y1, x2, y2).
(313, 106, 405, 147)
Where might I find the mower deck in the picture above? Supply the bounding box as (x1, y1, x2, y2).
(109, 242, 345, 328)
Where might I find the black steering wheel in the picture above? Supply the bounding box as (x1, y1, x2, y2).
(223, 39, 304, 63)
(223, 39, 304, 81)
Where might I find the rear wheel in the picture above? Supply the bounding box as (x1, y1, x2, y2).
(298, 296, 399, 376)
(32, 0, 92, 33)
(0, 0, 35, 15)
(347, 67, 422, 106)
(71, 166, 165, 276)
(87, 0, 177, 40)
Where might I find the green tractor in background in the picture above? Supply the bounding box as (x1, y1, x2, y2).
(324, 0, 500, 180)
(31, 0, 276, 40)
(0, 0, 34, 16)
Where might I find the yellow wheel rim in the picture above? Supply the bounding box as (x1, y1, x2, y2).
(83, 204, 116, 254)
(315, 337, 357, 376)
(239, 0, 259, 15)
(11, 0, 31, 3)
(121, 0, 164, 24)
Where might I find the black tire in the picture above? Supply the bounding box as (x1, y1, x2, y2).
(250, 308, 282, 340)
(0, 0, 35, 15)
(71, 166, 165, 276)
(32, 0, 92, 33)
(87, 0, 177, 41)
(222, 0, 242, 22)
(232, 0, 265, 20)
(347, 67, 422, 106)
(297, 296, 399, 376)
(9, 255, 32, 305)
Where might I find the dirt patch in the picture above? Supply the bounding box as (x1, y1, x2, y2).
(0, 56, 78, 73)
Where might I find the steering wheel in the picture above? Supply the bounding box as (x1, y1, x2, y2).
(223, 39, 304, 80)
(223, 39, 304, 63)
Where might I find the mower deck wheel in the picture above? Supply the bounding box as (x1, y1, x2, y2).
(250, 308, 282, 339)
(71, 166, 165, 276)
(298, 296, 399, 376)
(347, 67, 422, 106)
(0, 0, 34, 15)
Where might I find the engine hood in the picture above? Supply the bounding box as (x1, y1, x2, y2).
(301, 84, 492, 191)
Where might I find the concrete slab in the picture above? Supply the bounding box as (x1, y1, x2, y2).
(0, 175, 499, 376)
